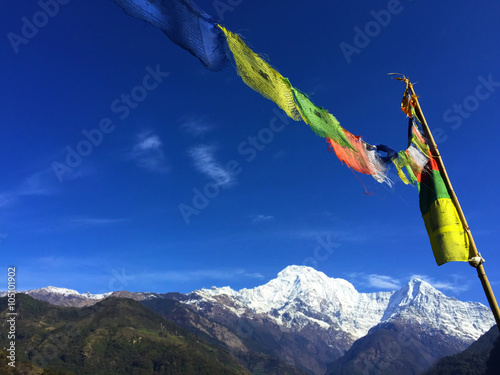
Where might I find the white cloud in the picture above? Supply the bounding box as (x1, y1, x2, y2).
(293, 229, 340, 240)
(71, 217, 128, 226)
(14, 255, 131, 293)
(129, 131, 168, 172)
(273, 150, 287, 159)
(250, 214, 274, 223)
(0, 193, 13, 208)
(180, 116, 214, 137)
(346, 272, 401, 290)
(18, 170, 58, 196)
(188, 145, 235, 187)
(0, 169, 59, 209)
(142, 268, 264, 283)
(347, 272, 470, 294)
(366, 274, 401, 290)
(136, 134, 162, 151)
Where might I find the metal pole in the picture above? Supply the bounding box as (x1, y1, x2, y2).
(404, 78, 500, 331)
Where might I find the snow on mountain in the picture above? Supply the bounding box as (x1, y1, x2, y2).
(35, 286, 81, 296)
(190, 265, 495, 342)
(2, 266, 494, 375)
(0, 286, 114, 307)
(381, 278, 493, 341)
(26, 286, 113, 300)
(1, 266, 494, 344)
(194, 265, 392, 339)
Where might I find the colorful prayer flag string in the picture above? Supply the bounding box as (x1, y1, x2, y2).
(111, 0, 436, 188)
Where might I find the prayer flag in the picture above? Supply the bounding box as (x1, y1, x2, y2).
(419, 157, 470, 265)
(291, 87, 355, 150)
(327, 131, 389, 184)
(112, 0, 228, 71)
(218, 25, 302, 121)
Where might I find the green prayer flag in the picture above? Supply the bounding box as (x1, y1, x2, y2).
(291, 87, 355, 150)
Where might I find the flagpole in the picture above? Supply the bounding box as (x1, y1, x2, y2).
(402, 78, 500, 331)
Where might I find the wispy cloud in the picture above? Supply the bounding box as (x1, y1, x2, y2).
(17, 170, 58, 196)
(128, 131, 168, 172)
(0, 169, 59, 208)
(293, 229, 340, 240)
(188, 145, 235, 187)
(346, 272, 401, 290)
(0, 193, 13, 208)
(273, 150, 287, 159)
(36, 256, 78, 269)
(410, 274, 471, 294)
(17, 257, 264, 293)
(180, 116, 214, 137)
(11, 255, 133, 293)
(366, 274, 402, 289)
(71, 217, 128, 227)
(0, 214, 129, 235)
(347, 272, 471, 294)
(250, 214, 274, 223)
(140, 268, 264, 283)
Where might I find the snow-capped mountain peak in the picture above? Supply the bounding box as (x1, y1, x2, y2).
(385, 277, 437, 308)
(3, 266, 494, 352)
(377, 277, 493, 341)
(406, 277, 436, 295)
(35, 286, 81, 296)
(1, 286, 115, 306)
(192, 266, 393, 339)
(27, 286, 112, 300)
(237, 265, 360, 313)
(188, 266, 495, 343)
(276, 264, 329, 281)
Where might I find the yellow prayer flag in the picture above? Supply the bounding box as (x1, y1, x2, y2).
(420, 158, 470, 265)
(218, 25, 301, 121)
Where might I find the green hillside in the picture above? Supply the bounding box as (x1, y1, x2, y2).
(0, 294, 250, 375)
(424, 325, 499, 375)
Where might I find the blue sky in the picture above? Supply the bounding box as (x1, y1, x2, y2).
(1, 0, 499, 306)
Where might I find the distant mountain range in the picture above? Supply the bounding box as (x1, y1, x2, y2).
(1, 265, 496, 374)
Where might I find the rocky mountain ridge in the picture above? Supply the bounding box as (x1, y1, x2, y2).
(3, 265, 496, 374)
(187, 266, 493, 343)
